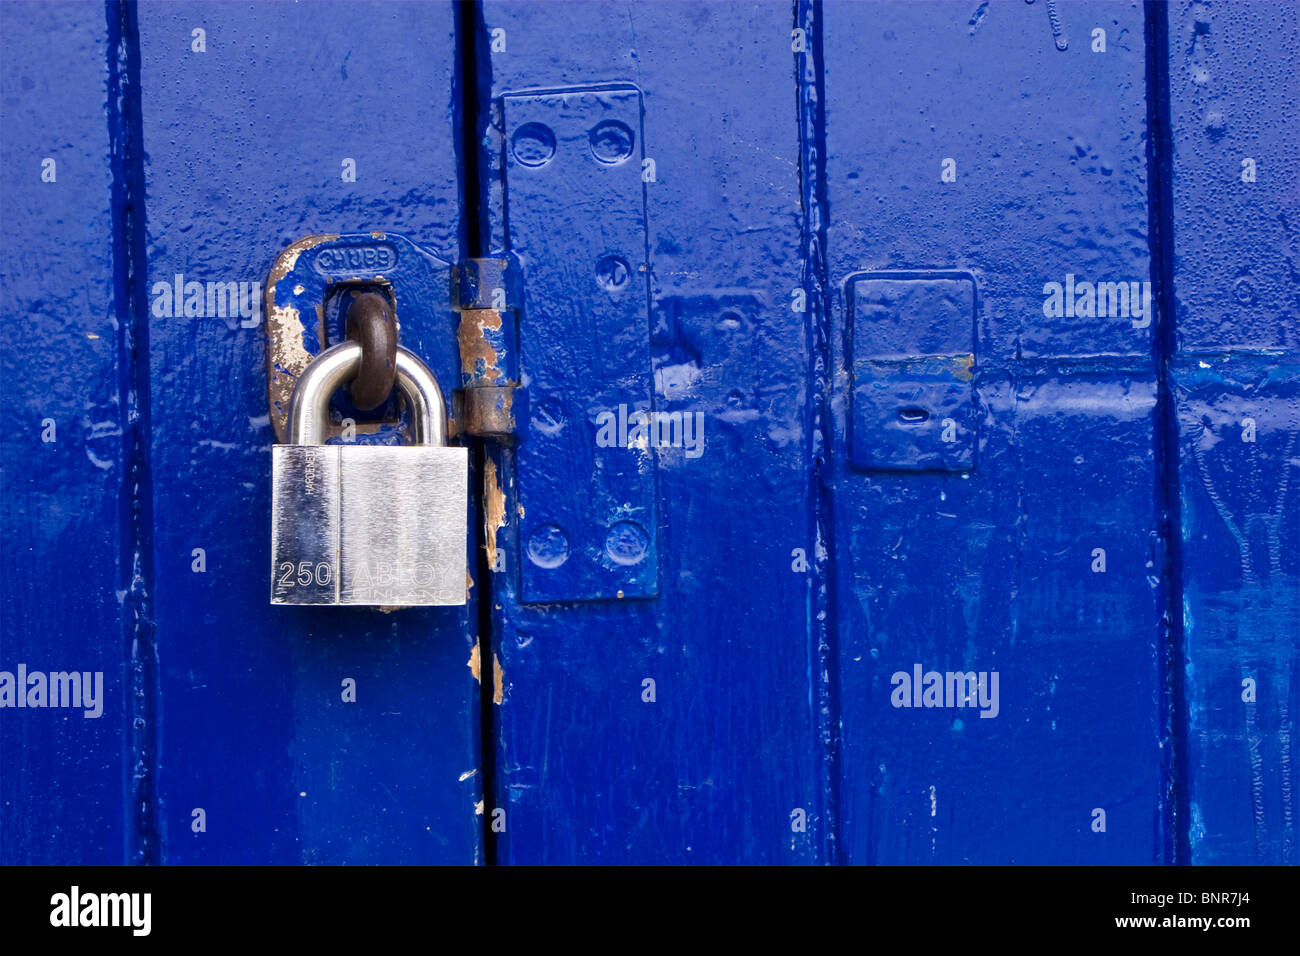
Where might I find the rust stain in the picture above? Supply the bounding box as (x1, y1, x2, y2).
(457, 308, 505, 382)
(484, 457, 507, 563)
(951, 354, 975, 382)
(265, 233, 340, 442)
(468, 643, 482, 684)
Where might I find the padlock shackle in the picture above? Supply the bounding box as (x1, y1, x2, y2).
(286, 341, 447, 446)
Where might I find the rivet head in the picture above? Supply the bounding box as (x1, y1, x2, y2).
(588, 119, 635, 165)
(527, 524, 569, 569)
(596, 255, 630, 292)
(605, 521, 648, 566)
(511, 122, 557, 168)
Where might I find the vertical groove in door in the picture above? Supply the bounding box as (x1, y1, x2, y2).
(794, 0, 840, 866)
(105, 0, 159, 866)
(1142, 0, 1188, 867)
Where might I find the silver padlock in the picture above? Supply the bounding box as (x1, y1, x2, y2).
(270, 341, 468, 606)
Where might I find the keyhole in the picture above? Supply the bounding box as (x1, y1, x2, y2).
(898, 406, 930, 424)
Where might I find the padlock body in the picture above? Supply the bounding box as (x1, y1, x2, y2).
(338, 445, 468, 605)
(271, 445, 468, 606)
(271, 445, 342, 604)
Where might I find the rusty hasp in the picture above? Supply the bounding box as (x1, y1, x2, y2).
(452, 258, 522, 439)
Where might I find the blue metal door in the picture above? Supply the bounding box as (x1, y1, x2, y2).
(1, 0, 1296, 866)
(2, 0, 482, 865)
(473, 0, 1297, 865)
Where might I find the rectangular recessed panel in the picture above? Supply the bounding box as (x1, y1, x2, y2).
(849, 273, 976, 472)
(503, 87, 659, 603)
(270, 446, 341, 604)
(339, 446, 468, 606)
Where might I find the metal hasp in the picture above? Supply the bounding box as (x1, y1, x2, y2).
(848, 272, 977, 471)
(502, 86, 659, 603)
(264, 232, 462, 445)
(271, 342, 468, 606)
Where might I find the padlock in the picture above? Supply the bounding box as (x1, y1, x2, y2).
(270, 341, 468, 606)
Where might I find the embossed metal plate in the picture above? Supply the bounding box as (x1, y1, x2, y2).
(501, 86, 659, 603)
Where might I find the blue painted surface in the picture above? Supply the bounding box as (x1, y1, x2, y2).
(3, 0, 483, 865)
(0, 1, 128, 864)
(1, 0, 1296, 866)
(821, 0, 1165, 865)
(1164, 0, 1299, 864)
(133, 1, 481, 864)
(479, 0, 826, 864)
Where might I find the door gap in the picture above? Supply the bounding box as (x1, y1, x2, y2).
(1142, 0, 1188, 867)
(455, 0, 499, 867)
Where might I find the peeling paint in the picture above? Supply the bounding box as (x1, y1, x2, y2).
(468, 643, 503, 705)
(264, 233, 340, 443)
(468, 643, 481, 684)
(484, 457, 507, 562)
